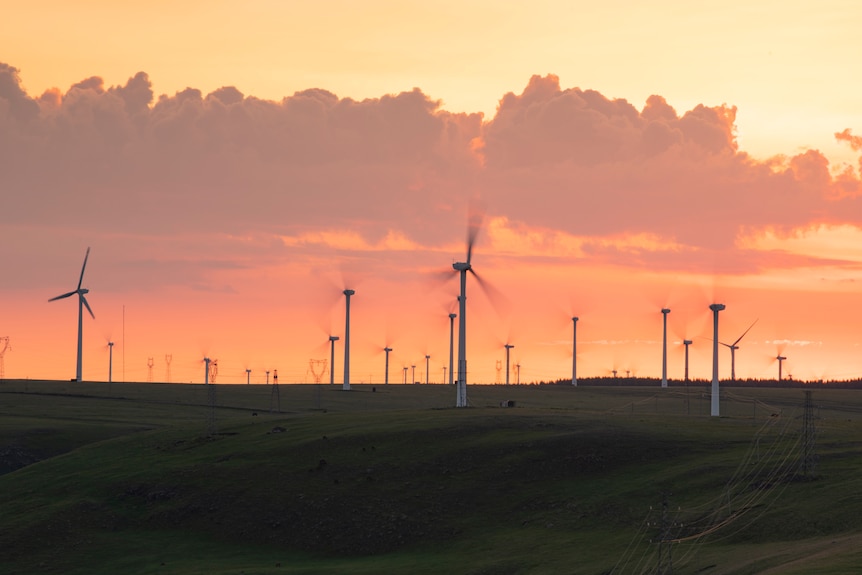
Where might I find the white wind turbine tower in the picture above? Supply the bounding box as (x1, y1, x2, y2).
(776, 354, 787, 381)
(107, 341, 114, 383)
(504, 343, 515, 385)
(448, 311, 457, 386)
(49, 247, 95, 382)
(451, 212, 488, 407)
(342, 289, 355, 391)
(329, 335, 339, 385)
(682, 339, 693, 382)
(720, 319, 758, 381)
(384, 346, 392, 385)
(571, 316, 579, 386)
(661, 308, 670, 388)
(709, 303, 725, 417)
(425, 354, 431, 385)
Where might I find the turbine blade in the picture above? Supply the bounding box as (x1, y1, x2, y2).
(465, 210, 483, 265)
(77, 247, 91, 290)
(81, 294, 95, 319)
(732, 319, 758, 346)
(49, 291, 77, 302)
(470, 268, 510, 316)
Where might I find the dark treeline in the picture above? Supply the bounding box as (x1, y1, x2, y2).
(534, 377, 862, 389)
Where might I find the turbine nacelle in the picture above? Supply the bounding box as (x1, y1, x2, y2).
(709, 303, 726, 312)
(452, 261, 471, 273)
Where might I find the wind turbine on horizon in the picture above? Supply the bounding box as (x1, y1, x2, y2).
(720, 319, 758, 381)
(49, 247, 95, 382)
(450, 211, 488, 407)
(329, 335, 339, 385)
(776, 354, 787, 381)
(661, 308, 670, 388)
(448, 310, 457, 386)
(504, 343, 515, 385)
(571, 316, 579, 386)
(342, 289, 355, 391)
(709, 303, 726, 417)
(384, 346, 392, 385)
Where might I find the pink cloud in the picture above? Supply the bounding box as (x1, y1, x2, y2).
(1, 63, 861, 289)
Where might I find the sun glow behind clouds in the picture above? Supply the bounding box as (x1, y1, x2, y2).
(740, 225, 862, 263)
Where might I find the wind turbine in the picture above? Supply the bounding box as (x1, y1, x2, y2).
(504, 343, 515, 385)
(776, 354, 787, 381)
(107, 341, 114, 383)
(448, 311, 457, 385)
(720, 319, 758, 381)
(682, 339, 693, 382)
(571, 316, 579, 386)
(246, 368, 251, 385)
(342, 289, 355, 391)
(709, 303, 725, 417)
(451, 211, 487, 407)
(329, 335, 339, 385)
(49, 247, 95, 382)
(384, 346, 392, 385)
(425, 354, 431, 385)
(661, 308, 670, 388)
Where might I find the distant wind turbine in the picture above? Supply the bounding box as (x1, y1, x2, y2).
(384, 346, 392, 385)
(571, 316, 579, 386)
(504, 343, 515, 385)
(709, 303, 726, 417)
(661, 308, 670, 388)
(720, 319, 758, 381)
(682, 339, 693, 382)
(448, 311, 457, 386)
(107, 341, 114, 383)
(329, 335, 339, 385)
(49, 247, 95, 382)
(343, 289, 355, 391)
(776, 354, 787, 381)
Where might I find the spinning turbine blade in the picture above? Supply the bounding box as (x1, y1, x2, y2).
(465, 210, 483, 266)
(470, 268, 509, 316)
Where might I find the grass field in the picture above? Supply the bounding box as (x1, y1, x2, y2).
(2, 379, 862, 574)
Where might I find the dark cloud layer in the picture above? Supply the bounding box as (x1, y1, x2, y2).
(2, 64, 860, 272)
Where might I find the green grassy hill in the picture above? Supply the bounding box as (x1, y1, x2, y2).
(2, 381, 862, 574)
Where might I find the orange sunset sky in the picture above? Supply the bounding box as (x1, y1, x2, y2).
(2, 1, 862, 385)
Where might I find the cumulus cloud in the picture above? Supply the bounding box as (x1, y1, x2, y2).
(1, 64, 861, 279)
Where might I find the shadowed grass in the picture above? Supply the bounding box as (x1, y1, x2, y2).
(1, 381, 862, 574)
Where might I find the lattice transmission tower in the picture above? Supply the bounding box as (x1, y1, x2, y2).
(206, 358, 218, 436)
(0, 337, 10, 381)
(308, 359, 328, 384)
(269, 369, 280, 413)
(209, 359, 218, 384)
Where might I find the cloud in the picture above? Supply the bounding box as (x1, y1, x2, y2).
(479, 74, 862, 254)
(2, 63, 861, 283)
